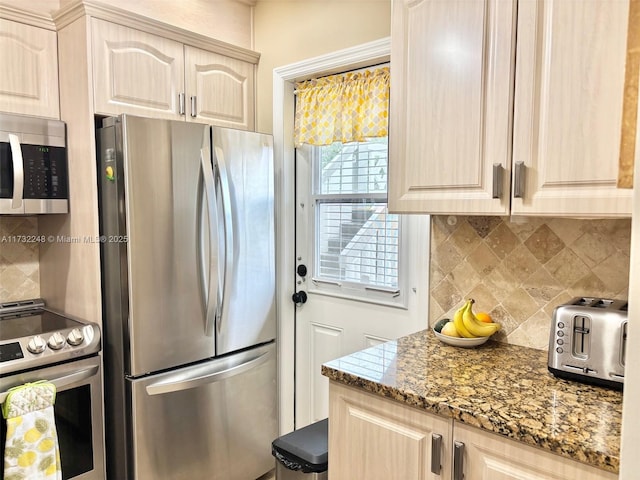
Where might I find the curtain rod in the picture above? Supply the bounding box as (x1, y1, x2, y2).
(292, 61, 389, 95)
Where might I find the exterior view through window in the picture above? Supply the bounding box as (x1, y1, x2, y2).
(309, 137, 401, 297)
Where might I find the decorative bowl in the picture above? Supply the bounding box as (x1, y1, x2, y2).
(433, 329, 491, 348)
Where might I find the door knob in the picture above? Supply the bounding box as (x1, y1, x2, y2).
(292, 291, 308, 306)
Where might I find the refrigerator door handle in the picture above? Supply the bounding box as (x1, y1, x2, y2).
(144, 348, 273, 396)
(213, 146, 234, 334)
(200, 147, 218, 337)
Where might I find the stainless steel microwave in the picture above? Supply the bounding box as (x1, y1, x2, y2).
(0, 113, 69, 214)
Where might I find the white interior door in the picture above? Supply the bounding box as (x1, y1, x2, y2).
(293, 139, 430, 428)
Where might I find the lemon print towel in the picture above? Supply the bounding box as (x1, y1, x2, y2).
(2, 381, 62, 480)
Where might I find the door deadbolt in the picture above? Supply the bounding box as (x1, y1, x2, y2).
(297, 264, 308, 277)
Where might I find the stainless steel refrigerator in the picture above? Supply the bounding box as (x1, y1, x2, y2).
(97, 115, 277, 480)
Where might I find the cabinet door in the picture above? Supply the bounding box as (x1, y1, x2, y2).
(389, 0, 516, 214)
(91, 18, 185, 120)
(329, 382, 452, 480)
(511, 0, 632, 217)
(184, 46, 255, 130)
(454, 422, 617, 480)
(0, 19, 59, 119)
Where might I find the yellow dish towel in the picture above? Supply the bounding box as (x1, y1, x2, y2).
(2, 381, 62, 480)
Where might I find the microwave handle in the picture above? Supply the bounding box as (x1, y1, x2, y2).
(0, 365, 99, 404)
(8, 134, 24, 209)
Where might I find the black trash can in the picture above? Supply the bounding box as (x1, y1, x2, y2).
(271, 418, 328, 480)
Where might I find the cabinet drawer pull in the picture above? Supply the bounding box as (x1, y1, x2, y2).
(430, 433, 442, 474)
(492, 163, 503, 199)
(513, 161, 526, 198)
(178, 93, 185, 115)
(190, 96, 197, 118)
(453, 441, 465, 480)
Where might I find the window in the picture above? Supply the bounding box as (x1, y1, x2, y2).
(298, 137, 407, 307)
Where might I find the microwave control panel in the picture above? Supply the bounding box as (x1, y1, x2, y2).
(22, 145, 68, 199)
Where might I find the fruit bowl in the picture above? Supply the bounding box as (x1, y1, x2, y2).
(432, 329, 491, 348)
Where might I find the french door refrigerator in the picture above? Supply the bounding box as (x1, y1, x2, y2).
(97, 115, 277, 480)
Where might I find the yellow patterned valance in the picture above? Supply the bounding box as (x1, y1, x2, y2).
(294, 67, 390, 147)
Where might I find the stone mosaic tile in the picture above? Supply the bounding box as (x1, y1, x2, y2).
(429, 216, 631, 350)
(523, 224, 565, 264)
(431, 277, 462, 313)
(545, 247, 591, 286)
(450, 220, 482, 256)
(485, 222, 518, 259)
(571, 231, 618, 268)
(504, 216, 544, 241)
(547, 217, 586, 246)
(502, 244, 539, 282)
(467, 242, 500, 275)
(467, 216, 501, 238)
(433, 241, 463, 273)
(523, 267, 563, 306)
(0, 217, 40, 302)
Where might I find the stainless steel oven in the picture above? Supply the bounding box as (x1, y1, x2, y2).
(0, 299, 104, 480)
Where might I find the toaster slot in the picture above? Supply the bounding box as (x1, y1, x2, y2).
(593, 299, 614, 308)
(573, 297, 596, 306)
(572, 315, 591, 358)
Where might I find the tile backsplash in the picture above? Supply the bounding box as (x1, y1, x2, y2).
(429, 216, 631, 350)
(0, 217, 40, 302)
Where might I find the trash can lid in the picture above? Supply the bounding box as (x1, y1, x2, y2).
(272, 418, 328, 471)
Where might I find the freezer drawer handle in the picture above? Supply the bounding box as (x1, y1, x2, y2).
(145, 348, 273, 396)
(0, 365, 99, 404)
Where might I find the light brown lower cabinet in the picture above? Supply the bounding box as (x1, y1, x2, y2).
(329, 382, 617, 480)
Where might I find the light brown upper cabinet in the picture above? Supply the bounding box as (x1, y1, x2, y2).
(389, 0, 632, 217)
(92, 19, 255, 130)
(184, 46, 254, 129)
(0, 18, 59, 119)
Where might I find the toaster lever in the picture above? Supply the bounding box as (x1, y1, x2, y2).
(564, 364, 598, 375)
(574, 326, 590, 334)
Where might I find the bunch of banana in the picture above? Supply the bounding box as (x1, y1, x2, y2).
(452, 299, 501, 338)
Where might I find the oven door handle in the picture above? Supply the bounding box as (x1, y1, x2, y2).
(0, 365, 99, 404)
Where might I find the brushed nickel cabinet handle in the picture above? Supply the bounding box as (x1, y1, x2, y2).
(431, 433, 442, 474)
(492, 163, 503, 199)
(178, 93, 185, 115)
(190, 96, 197, 118)
(453, 441, 465, 480)
(513, 161, 526, 198)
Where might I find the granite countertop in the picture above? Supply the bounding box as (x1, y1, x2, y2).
(322, 329, 622, 474)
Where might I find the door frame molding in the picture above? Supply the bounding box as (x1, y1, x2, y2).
(273, 37, 391, 433)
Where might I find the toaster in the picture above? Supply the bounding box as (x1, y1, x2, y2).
(548, 297, 627, 390)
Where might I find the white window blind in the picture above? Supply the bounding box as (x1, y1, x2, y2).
(312, 138, 400, 292)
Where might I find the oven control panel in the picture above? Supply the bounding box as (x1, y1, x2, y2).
(0, 342, 24, 363)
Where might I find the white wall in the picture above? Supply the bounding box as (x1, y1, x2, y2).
(1, 0, 60, 14)
(254, 0, 391, 133)
(60, 0, 254, 48)
(6, 0, 254, 48)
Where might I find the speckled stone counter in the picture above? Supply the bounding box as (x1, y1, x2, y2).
(322, 329, 622, 474)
